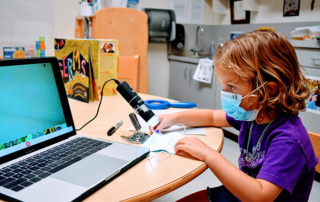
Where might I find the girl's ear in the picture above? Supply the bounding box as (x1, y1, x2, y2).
(266, 81, 278, 96)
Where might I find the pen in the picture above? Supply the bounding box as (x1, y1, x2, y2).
(107, 120, 123, 136)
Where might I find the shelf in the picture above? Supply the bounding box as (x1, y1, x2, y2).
(289, 40, 320, 49)
(211, 0, 259, 14)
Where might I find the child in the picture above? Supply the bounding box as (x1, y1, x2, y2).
(150, 30, 319, 202)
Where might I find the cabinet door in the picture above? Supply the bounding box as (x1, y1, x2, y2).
(188, 64, 215, 109)
(169, 61, 189, 102)
(299, 49, 320, 68)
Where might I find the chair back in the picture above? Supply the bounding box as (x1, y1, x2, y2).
(118, 55, 139, 92)
(91, 7, 148, 93)
(308, 131, 320, 173)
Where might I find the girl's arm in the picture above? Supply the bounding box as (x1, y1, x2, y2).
(150, 109, 231, 133)
(175, 138, 283, 202)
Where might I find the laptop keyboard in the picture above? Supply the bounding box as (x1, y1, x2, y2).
(0, 137, 112, 192)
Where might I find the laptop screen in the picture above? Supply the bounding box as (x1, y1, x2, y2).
(0, 60, 74, 158)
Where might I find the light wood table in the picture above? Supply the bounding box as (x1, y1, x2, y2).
(68, 93, 224, 202)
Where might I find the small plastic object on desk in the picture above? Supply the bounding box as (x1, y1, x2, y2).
(145, 100, 170, 110)
(170, 102, 197, 108)
(145, 100, 197, 109)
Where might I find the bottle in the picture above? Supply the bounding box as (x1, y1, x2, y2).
(127, 0, 139, 9)
(209, 41, 215, 59)
(28, 47, 34, 58)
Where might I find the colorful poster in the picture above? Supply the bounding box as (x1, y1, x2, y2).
(54, 38, 118, 102)
(98, 40, 119, 96)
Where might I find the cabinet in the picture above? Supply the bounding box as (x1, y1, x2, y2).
(294, 43, 320, 134)
(169, 60, 218, 110)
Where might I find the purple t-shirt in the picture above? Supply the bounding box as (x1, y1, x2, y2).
(226, 114, 318, 201)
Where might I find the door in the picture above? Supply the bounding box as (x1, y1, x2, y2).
(169, 61, 189, 102)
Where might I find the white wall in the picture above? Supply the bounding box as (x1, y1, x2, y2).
(53, 0, 80, 47)
(0, 0, 56, 58)
(3, 0, 319, 97)
(136, 0, 320, 98)
(251, 0, 320, 24)
(138, 0, 320, 25)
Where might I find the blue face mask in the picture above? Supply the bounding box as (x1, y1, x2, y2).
(221, 82, 267, 121)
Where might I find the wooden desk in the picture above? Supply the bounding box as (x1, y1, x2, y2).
(69, 94, 224, 202)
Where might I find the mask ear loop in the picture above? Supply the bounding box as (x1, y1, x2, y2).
(242, 81, 268, 99)
(146, 123, 187, 162)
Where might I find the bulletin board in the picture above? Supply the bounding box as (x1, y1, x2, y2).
(0, 0, 55, 57)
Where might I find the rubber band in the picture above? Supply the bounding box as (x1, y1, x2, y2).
(145, 100, 170, 109)
(145, 100, 197, 109)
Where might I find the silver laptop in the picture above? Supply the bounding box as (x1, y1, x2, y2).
(0, 57, 150, 202)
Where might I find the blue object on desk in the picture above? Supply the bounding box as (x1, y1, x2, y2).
(145, 100, 170, 109)
(170, 102, 197, 108)
(145, 100, 197, 109)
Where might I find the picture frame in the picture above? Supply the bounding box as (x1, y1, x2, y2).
(283, 0, 300, 17)
(305, 75, 320, 115)
(230, 0, 250, 24)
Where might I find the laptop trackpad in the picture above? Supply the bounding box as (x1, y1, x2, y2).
(52, 154, 129, 188)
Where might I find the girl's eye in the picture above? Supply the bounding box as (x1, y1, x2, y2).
(229, 85, 235, 91)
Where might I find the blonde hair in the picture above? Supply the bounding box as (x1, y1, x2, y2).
(214, 30, 309, 118)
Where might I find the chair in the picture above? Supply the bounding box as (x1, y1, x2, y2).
(75, 7, 149, 94)
(118, 55, 139, 92)
(308, 131, 320, 181)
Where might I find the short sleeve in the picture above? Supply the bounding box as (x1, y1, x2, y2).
(226, 114, 242, 131)
(257, 139, 306, 194)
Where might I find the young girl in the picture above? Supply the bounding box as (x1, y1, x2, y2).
(150, 30, 319, 201)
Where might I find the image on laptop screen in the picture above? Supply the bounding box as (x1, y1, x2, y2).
(0, 62, 72, 158)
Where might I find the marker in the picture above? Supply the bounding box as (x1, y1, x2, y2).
(107, 120, 123, 136)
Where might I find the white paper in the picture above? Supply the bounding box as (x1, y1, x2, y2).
(171, 0, 188, 22)
(193, 58, 214, 84)
(129, 110, 206, 135)
(143, 131, 184, 154)
(188, 0, 204, 23)
(233, 1, 246, 20)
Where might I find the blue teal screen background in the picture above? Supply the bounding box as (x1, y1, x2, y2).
(0, 63, 66, 143)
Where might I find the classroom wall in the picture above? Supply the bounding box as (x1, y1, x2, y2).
(136, 0, 320, 98)
(53, 0, 80, 47)
(251, 0, 320, 24)
(137, 0, 320, 25)
(210, 0, 320, 25)
(3, 0, 319, 98)
(0, 0, 55, 58)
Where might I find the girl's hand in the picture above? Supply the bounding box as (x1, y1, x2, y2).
(174, 137, 215, 161)
(148, 113, 178, 133)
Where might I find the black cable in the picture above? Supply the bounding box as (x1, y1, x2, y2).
(76, 78, 120, 131)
